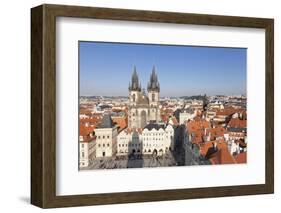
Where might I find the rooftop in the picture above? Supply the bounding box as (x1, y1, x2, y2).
(98, 114, 115, 128)
(234, 152, 247, 164)
(228, 118, 247, 128)
(227, 127, 247, 133)
(144, 123, 165, 131)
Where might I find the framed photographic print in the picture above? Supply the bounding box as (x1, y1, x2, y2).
(31, 4, 274, 208)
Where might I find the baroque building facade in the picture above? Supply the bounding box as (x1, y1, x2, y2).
(128, 66, 160, 128)
(117, 123, 174, 156)
(79, 135, 95, 168)
(95, 114, 118, 158)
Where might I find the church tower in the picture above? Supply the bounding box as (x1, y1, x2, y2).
(128, 66, 142, 128)
(128, 66, 141, 106)
(147, 66, 160, 122)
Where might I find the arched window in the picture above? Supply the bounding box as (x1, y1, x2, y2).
(152, 93, 155, 102)
(133, 94, 136, 102)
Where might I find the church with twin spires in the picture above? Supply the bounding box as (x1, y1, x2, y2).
(128, 66, 161, 128)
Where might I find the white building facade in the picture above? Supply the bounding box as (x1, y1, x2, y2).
(79, 136, 95, 168)
(117, 129, 143, 155)
(95, 114, 118, 158)
(117, 124, 174, 156)
(142, 124, 174, 155)
(179, 109, 197, 124)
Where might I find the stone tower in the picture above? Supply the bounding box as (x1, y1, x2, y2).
(128, 66, 141, 107)
(147, 66, 160, 122)
(128, 66, 160, 128)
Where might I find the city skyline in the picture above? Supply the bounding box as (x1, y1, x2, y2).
(79, 41, 247, 97)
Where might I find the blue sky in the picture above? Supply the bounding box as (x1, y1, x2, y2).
(79, 41, 246, 97)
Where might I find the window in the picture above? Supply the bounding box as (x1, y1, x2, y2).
(103, 144, 105, 147)
(98, 136, 100, 139)
(107, 135, 110, 139)
(103, 135, 105, 139)
(81, 144, 84, 148)
(81, 152, 84, 158)
(98, 144, 101, 147)
(152, 93, 155, 102)
(107, 143, 110, 147)
(133, 94, 136, 102)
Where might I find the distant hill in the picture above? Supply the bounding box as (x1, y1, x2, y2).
(180, 95, 207, 100)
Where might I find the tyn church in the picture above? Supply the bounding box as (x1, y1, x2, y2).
(128, 66, 160, 128)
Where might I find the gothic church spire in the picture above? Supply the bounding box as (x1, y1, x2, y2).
(129, 66, 141, 91)
(147, 66, 160, 92)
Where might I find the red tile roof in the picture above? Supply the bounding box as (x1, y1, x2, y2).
(200, 140, 236, 165)
(228, 118, 247, 128)
(112, 117, 128, 132)
(187, 119, 210, 134)
(187, 119, 210, 144)
(79, 115, 103, 136)
(206, 127, 226, 140)
(234, 152, 247, 164)
(215, 107, 237, 116)
(80, 135, 96, 143)
(80, 116, 102, 123)
(80, 123, 95, 137)
(217, 146, 236, 164)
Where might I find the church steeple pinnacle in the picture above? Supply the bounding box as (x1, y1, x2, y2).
(147, 66, 160, 92)
(129, 66, 141, 91)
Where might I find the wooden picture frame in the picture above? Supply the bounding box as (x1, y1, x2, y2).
(31, 4, 274, 208)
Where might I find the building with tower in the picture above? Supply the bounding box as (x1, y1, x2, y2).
(95, 114, 118, 158)
(128, 66, 161, 128)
